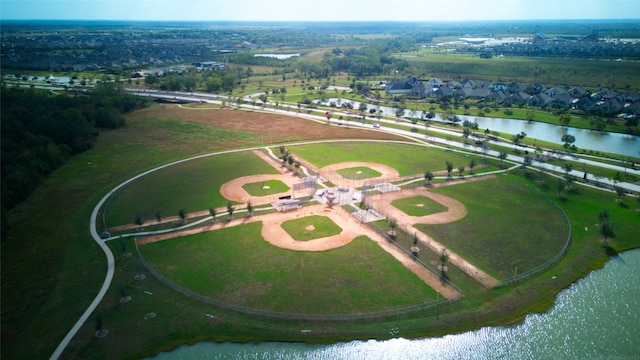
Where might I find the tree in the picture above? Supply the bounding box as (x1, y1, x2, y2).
(590, 116, 607, 131)
(458, 166, 465, 177)
(439, 249, 449, 282)
(135, 214, 143, 230)
(597, 209, 610, 225)
(258, 93, 268, 106)
(561, 134, 576, 149)
(424, 170, 434, 185)
(387, 218, 397, 240)
(95, 314, 104, 334)
(209, 207, 217, 222)
(526, 110, 535, 122)
(557, 178, 566, 199)
(462, 127, 471, 143)
(227, 202, 234, 220)
(559, 112, 571, 127)
(178, 209, 187, 224)
(563, 163, 573, 181)
(358, 102, 368, 120)
(156, 211, 162, 224)
(612, 171, 623, 187)
(445, 161, 454, 178)
(395, 107, 405, 121)
(469, 159, 476, 174)
(498, 152, 508, 168)
(523, 155, 533, 174)
(246, 201, 253, 217)
(615, 186, 625, 203)
(512, 131, 527, 149)
(411, 233, 420, 257)
(600, 221, 616, 245)
(597, 210, 616, 245)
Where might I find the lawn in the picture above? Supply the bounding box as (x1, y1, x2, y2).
(242, 179, 291, 196)
(415, 175, 570, 280)
(105, 151, 279, 227)
(280, 215, 342, 241)
(336, 166, 382, 180)
(290, 141, 486, 176)
(391, 196, 449, 217)
(140, 224, 437, 313)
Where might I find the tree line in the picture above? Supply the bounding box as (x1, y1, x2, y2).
(1, 83, 149, 222)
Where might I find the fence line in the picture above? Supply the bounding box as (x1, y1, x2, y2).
(135, 239, 459, 322)
(498, 182, 572, 284)
(364, 220, 464, 295)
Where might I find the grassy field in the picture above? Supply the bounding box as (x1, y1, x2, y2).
(415, 175, 570, 280)
(290, 141, 486, 176)
(280, 215, 342, 241)
(141, 228, 437, 313)
(336, 166, 382, 179)
(104, 151, 279, 227)
(391, 196, 449, 217)
(400, 52, 640, 90)
(3, 102, 640, 360)
(242, 179, 291, 196)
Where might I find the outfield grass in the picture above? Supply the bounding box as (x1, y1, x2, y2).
(280, 215, 342, 241)
(105, 151, 279, 227)
(290, 141, 486, 176)
(415, 175, 570, 280)
(242, 179, 290, 196)
(391, 196, 449, 217)
(140, 227, 437, 313)
(336, 166, 382, 180)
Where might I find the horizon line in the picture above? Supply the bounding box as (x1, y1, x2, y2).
(2, 18, 639, 22)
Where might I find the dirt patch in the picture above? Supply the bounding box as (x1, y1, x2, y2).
(305, 225, 316, 231)
(127, 105, 406, 147)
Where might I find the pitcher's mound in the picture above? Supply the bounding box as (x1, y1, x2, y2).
(305, 225, 316, 231)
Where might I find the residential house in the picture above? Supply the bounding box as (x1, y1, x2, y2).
(624, 101, 640, 116)
(567, 86, 588, 99)
(622, 90, 640, 104)
(425, 78, 443, 89)
(386, 77, 427, 98)
(593, 97, 625, 115)
(572, 95, 597, 111)
(595, 89, 620, 101)
(505, 91, 531, 105)
(431, 85, 454, 99)
(527, 93, 551, 107)
(548, 93, 574, 109)
(486, 90, 508, 103)
(448, 80, 462, 89)
(525, 82, 547, 95)
(474, 80, 493, 90)
(491, 83, 510, 92)
(545, 87, 566, 97)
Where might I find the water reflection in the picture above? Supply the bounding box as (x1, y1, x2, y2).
(317, 98, 638, 157)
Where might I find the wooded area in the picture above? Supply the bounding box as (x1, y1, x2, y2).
(0, 84, 148, 221)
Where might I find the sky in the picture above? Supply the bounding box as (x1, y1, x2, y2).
(1, 0, 639, 22)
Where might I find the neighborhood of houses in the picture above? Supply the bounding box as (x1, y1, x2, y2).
(383, 76, 640, 118)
